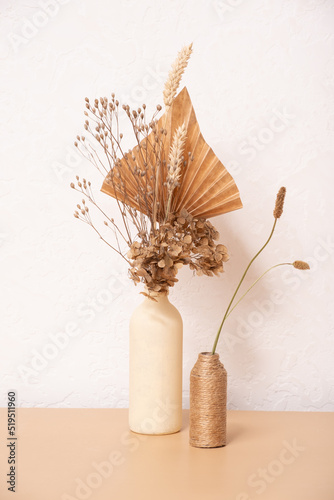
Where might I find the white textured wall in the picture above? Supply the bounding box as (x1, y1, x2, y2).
(1, 0, 333, 411)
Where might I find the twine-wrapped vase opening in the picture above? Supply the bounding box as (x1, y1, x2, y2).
(189, 352, 227, 448)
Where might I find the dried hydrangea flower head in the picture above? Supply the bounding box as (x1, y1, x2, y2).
(128, 208, 229, 294)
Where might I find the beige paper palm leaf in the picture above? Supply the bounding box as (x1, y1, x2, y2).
(101, 87, 242, 220)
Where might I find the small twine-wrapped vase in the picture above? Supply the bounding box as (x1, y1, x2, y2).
(189, 352, 227, 448)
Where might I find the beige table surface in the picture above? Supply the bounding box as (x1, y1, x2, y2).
(0, 409, 333, 500)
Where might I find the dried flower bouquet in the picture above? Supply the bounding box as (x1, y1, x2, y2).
(71, 44, 242, 296)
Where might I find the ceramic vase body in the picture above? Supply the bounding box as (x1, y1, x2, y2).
(129, 292, 183, 435)
(189, 352, 227, 447)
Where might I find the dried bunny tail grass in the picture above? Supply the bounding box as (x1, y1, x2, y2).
(273, 186, 286, 219)
(163, 43, 193, 108)
(167, 122, 187, 192)
(293, 260, 310, 270)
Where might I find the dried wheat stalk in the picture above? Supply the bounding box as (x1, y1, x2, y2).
(163, 43, 193, 109)
(166, 122, 187, 191)
(165, 122, 187, 220)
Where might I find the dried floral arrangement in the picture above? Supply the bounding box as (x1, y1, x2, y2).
(71, 44, 242, 296)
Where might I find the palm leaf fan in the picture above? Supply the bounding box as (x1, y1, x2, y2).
(101, 87, 242, 221)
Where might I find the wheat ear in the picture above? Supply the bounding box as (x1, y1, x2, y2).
(163, 43, 193, 109)
(167, 123, 187, 191)
(164, 123, 187, 221)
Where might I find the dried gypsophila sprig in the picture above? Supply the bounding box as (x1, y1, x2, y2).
(163, 43, 193, 109)
(72, 94, 166, 245)
(211, 187, 310, 354)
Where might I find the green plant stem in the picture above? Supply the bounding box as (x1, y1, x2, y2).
(211, 218, 277, 354)
(225, 263, 292, 319)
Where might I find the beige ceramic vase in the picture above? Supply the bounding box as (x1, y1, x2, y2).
(129, 291, 183, 435)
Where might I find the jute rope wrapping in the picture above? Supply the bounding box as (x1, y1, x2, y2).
(189, 352, 227, 448)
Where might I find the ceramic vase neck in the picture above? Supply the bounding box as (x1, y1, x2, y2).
(143, 287, 170, 302)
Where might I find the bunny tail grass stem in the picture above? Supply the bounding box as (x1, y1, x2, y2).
(213, 258, 310, 350)
(225, 263, 290, 319)
(211, 218, 277, 354)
